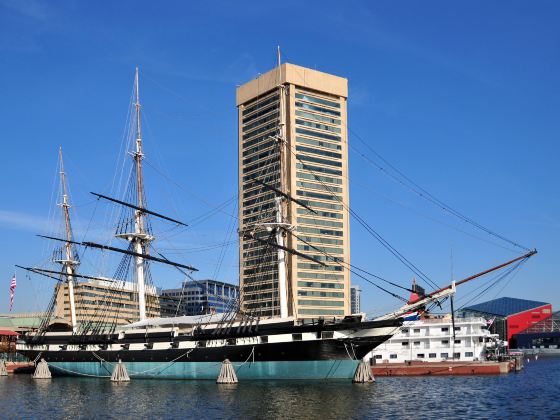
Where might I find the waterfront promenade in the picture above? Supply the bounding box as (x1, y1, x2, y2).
(0, 356, 557, 418)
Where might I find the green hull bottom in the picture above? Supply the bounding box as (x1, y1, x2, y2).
(48, 359, 360, 380)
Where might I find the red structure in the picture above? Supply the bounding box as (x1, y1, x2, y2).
(462, 297, 553, 346)
(506, 304, 552, 342)
(408, 279, 425, 304)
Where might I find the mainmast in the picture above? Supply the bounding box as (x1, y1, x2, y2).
(274, 47, 290, 319)
(116, 67, 154, 322)
(54, 147, 79, 332)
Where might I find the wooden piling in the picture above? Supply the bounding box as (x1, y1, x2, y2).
(217, 359, 238, 384)
(111, 359, 130, 382)
(0, 360, 7, 376)
(353, 360, 375, 383)
(33, 359, 52, 379)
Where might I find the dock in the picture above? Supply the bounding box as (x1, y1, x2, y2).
(372, 360, 517, 376)
(4, 361, 34, 374)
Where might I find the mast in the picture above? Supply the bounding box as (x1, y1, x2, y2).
(55, 147, 79, 332)
(134, 66, 147, 322)
(133, 66, 151, 322)
(450, 248, 457, 358)
(275, 196, 288, 318)
(275, 47, 289, 319)
(116, 67, 154, 322)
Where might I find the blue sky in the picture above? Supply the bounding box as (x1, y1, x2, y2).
(0, 0, 558, 316)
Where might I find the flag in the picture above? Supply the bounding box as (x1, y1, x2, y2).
(9, 273, 16, 311)
(487, 317, 495, 327)
(402, 311, 420, 321)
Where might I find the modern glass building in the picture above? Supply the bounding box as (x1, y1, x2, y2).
(236, 63, 350, 319)
(511, 310, 560, 349)
(160, 279, 239, 317)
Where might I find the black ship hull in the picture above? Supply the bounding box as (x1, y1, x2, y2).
(18, 317, 401, 379)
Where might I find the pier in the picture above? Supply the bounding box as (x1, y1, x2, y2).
(371, 360, 517, 376)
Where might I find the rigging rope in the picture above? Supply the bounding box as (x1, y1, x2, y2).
(346, 131, 531, 253)
(211, 203, 237, 282)
(289, 229, 408, 302)
(456, 260, 526, 311)
(285, 143, 440, 291)
(144, 159, 238, 222)
(150, 245, 240, 320)
(278, 53, 529, 253)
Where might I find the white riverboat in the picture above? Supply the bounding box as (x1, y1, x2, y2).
(367, 315, 501, 363)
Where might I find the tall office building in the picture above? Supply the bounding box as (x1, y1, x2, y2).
(350, 286, 361, 314)
(237, 63, 350, 319)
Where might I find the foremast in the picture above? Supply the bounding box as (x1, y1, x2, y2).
(115, 67, 154, 321)
(54, 148, 79, 332)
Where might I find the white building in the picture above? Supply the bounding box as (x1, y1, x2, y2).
(367, 315, 499, 363)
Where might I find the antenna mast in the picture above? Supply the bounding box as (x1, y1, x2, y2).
(55, 147, 79, 332)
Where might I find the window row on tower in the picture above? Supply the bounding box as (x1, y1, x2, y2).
(292, 87, 347, 317)
(240, 90, 283, 318)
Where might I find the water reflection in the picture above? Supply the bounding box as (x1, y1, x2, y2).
(1, 358, 559, 418)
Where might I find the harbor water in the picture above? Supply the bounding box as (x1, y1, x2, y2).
(0, 357, 558, 419)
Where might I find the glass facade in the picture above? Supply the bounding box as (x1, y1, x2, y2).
(160, 279, 239, 317)
(238, 90, 281, 317)
(293, 86, 348, 317)
(350, 286, 361, 314)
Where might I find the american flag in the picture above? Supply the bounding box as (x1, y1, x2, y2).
(9, 273, 16, 311)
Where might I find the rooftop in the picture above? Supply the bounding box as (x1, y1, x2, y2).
(0, 313, 66, 331)
(236, 62, 348, 105)
(161, 279, 239, 293)
(463, 297, 550, 317)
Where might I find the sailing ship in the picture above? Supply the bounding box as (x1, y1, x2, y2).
(15, 68, 536, 380)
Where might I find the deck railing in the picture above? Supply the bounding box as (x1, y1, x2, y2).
(0, 352, 29, 363)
